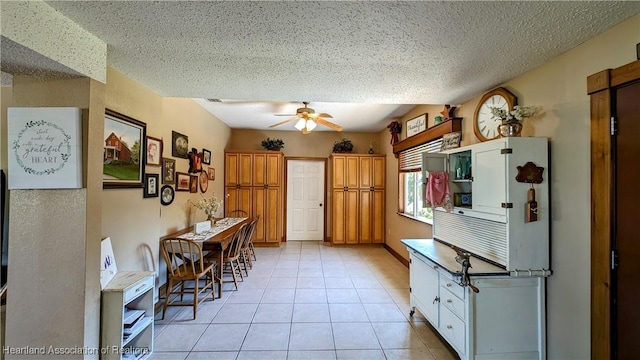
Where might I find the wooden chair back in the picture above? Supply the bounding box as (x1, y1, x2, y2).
(160, 238, 207, 278)
(229, 209, 248, 217)
(225, 223, 247, 259)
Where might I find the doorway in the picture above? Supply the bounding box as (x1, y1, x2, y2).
(285, 159, 326, 241)
(613, 80, 640, 359)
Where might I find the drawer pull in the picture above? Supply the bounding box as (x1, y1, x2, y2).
(135, 284, 147, 293)
(446, 325, 453, 329)
(446, 299, 452, 303)
(433, 265, 439, 270)
(446, 283, 452, 287)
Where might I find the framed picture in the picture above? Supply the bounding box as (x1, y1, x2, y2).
(199, 172, 209, 193)
(176, 172, 191, 191)
(162, 158, 175, 184)
(104, 109, 146, 189)
(146, 136, 163, 166)
(406, 113, 427, 138)
(202, 149, 211, 165)
(188, 148, 203, 173)
(207, 167, 215, 181)
(143, 173, 159, 198)
(171, 131, 189, 159)
(160, 185, 175, 206)
(441, 131, 462, 151)
(189, 175, 198, 193)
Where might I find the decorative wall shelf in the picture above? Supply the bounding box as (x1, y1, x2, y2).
(392, 118, 462, 157)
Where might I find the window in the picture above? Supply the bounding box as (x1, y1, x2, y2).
(398, 138, 442, 225)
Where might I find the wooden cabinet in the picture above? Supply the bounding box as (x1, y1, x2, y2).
(331, 154, 385, 244)
(102, 271, 155, 360)
(225, 151, 283, 245)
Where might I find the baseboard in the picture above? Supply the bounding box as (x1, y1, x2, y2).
(384, 243, 409, 268)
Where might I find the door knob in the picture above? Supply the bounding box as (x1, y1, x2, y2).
(319, 204, 323, 207)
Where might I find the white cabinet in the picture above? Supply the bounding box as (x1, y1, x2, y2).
(407, 248, 545, 360)
(102, 271, 155, 360)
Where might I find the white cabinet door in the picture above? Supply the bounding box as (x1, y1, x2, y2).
(471, 140, 507, 216)
(410, 253, 440, 327)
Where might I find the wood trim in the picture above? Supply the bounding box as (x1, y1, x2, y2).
(384, 244, 409, 268)
(587, 70, 610, 94)
(392, 118, 462, 157)
(611, 59, 640, 88)
(283, 157, 329, 242)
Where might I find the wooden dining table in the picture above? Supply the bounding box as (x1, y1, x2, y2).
(159, 217, 250, 298)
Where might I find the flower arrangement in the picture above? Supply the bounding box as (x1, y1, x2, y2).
(332, 138, 354, 153)
(190, 192, 225, 219)
(490, 105, 537, 123)
(261, 137, 284, 151)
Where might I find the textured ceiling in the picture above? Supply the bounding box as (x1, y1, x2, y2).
(33, 1, 640, 131)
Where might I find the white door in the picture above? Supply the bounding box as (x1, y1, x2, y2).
(286, 160, 325, 240)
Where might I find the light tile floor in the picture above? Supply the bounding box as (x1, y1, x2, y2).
(151, 241, 458, 360)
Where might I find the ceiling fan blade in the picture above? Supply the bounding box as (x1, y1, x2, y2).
(316, 118, 343, 131)
(269, 117, 298, 128)
(316, 113, 333, 118)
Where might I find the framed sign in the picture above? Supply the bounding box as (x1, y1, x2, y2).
(441, 131, 462, 151)
(103, 109, 146, 189)
(406, 113, 427, 138)
(8, 107, 83, 189)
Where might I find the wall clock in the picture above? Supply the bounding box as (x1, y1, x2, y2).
(473, 87, 517, 142)
(160, 185, 174, 206)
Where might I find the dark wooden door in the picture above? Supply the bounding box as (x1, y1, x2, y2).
(614, 80, 640, 360)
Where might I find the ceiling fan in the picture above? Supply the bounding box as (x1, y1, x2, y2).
(269, 102, 343, 134)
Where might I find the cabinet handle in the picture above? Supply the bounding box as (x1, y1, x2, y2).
(433, 265, 439, 270)
(446, 299, 452, 303)
(457, 210, 464, 214)
(446, 325, 453, 329)
(433, 296, 440, 304)
(446, 283, 452, 287)
(135, 284, 147, 293)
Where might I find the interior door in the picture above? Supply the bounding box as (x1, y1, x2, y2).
(614, 80, 640, 359)
(286, 160, 325, 241)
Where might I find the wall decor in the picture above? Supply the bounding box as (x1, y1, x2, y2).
(202, 148, 211, 165)
(100, 237, 118, 290)
(103, 109, 146, 189)
(143, 173, 159, 198)
(406, 113, 427, 138)
(162, 157, 175, 184)
(171, 131, 189, 159)
(387, 120, 402, 145)
(160, 185, 174, 206)
(199, 172, 209, 193)
(146, 136, 162, 166)
(441, 131, 462, 151)
(188, 148, 203, 173)
(189, 175, 198, 193)
(176, 172, 190, 191)
(8, 107, 83, 189)
(207, 167, 215, 181)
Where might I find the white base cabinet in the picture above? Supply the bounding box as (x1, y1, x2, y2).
(102, 271, 155, 360)
(409, 251, 545, 360)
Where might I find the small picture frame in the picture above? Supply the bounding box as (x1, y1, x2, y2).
(160, 185, 175, 206)
(188, 148, 203, 173)
(406, 113, 427, 138)
(189, 175, 198, 193)
(146, 136, 163, 166)
(171, 131, 189, 159)
(199, 172, 209, 193)
(207, 167, 215, 181)
(441, 131, 462, 151)
(143, 173, 159, 198)
(202, 149, 211, 165)
(162, 158, 175, 184)
(176, 172, 191, 191)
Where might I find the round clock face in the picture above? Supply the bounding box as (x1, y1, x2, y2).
(473, 88, 517, 142)
(160, 185, 174, 206)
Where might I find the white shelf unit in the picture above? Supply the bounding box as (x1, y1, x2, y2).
(102, 271, 155, 360)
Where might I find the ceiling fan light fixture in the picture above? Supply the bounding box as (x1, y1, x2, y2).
(295, 119, 306, 130)
(306, 119, 317, 131)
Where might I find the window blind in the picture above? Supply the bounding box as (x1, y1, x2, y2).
(398, 138, 443, 171)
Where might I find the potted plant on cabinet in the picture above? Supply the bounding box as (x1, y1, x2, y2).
(261, 137, 285, 151)
(332, 138, 354, 153)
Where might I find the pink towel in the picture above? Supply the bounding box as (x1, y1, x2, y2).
(425, 171, 452, 212)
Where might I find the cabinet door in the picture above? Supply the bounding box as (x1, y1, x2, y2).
(421, 153, 448, 182)
(238, 153, 253, 186)
(331, 189, 359, 244)
(345, 189, 359, 244)
(254, 187, 281, 243)
(472, 141, 507, 215)
(410, 254, 439, 327)
(253, 153, 267, 187)
(225, 153, 253, 187)
(359, 156, 385, 189)
(371, 189, 385, 243)
(225, 186, 253, 217)
(332, 189, 346, 244)
(359, 190, 372, 243)
(372, 157, 386, 188)
(265, 153, 282, 187)
(332, 156, 359, 188)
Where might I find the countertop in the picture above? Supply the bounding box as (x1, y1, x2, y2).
(402, 238, 509, 277)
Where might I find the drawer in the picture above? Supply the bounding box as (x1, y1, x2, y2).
(440, 305, 466, 355)
(124, 275, 154, 303)
(441, 286, 465, 321)
(440, 272, 465, 300)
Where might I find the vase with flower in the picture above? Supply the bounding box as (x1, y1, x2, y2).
(190, 192, 225, 224)
(490, 105, 537, 137)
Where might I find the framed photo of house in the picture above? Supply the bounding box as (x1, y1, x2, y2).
(406, 113, 427, 138)
(441, 131, 462, 151)
(104, 109, 146, 189)
(171, 131, 189, 159)
(143, 173, 159, 198)
(176, 172, 190, 191)
(189, 175, 198, 193)
(162, 158, 175, 184)
(202, 149, 211, 165)
(207, 167, 215, 181)
(146, 136, 162, 166)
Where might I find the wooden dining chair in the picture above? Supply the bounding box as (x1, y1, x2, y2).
(222, 223, 247, 290)
(228, 209, 248, 217)
(159, 238, 216, 320)
(239, 216, 260, 274)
